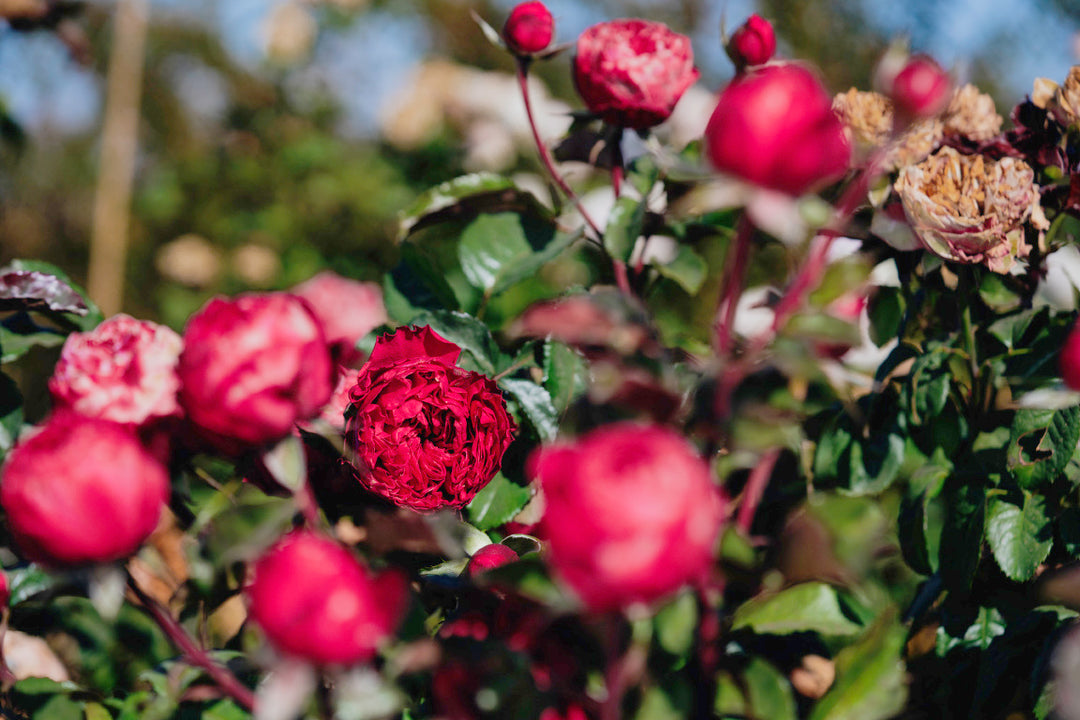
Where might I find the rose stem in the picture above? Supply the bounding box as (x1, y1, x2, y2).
(735, 447, 781, 534)
(127, 573, 256, 711)
(607, 126, 634, 296)
(713, 215, 754, 356)
(600, 617, 626, 720)
(515, 60, 604, 245)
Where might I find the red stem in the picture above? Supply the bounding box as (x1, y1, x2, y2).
(600, 618, 625, 720)
(735, 447, 781, 534)
(515, 61, 604, 243)
(128, 575, 257, 711)
(714, 216, 754, 356)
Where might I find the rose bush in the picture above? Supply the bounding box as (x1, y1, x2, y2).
(344, 326, 515, 512)
(573, 19, 699, 129)
(0, 412, 169, 567)
(532, 423, 724, 611)
(247, 530, 407, 665)
(178, 293, 334, 453)
(705, 63, 851, 194)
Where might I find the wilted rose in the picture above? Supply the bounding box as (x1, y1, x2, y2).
(831, 88, 942, 171)
(0, 412, 169, 567)
(178, 293, 334, 454)
(726, 14, 775, 70)
(344, 326, 515, 513)
(503, 1, 553, 56)
(533, 423, 724, 611)
(1038, 65, 1080, 128)
(573, 19, 699, 129)
(247, 530, 406, 666)
(942, 84, 1002, 142)
(706, 63, 850, 195)
(291, 271, 387, 366)
(49, 314, 182, 427)
(894, 147, 1049, 274)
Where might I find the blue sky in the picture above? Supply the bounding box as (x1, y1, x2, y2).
(0, 0, 1075, 138)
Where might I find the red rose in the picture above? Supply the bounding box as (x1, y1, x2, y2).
(313, 366, 361, 432)
(291, 271, 387, 367)
(533, 423, 724, 612)
(573, 19, 699, 130)
(178, 293, 334, 454)
(889, 55, 951, 122)
(0, 412, 169, 567)
(247, 530, 406, 666)
(467, 543, 519, 579)
(1062, 319, 1080, 390)
(344, 326, 515, 513)
(726, 14, 776, 70)
(705, 63, 851, 195)
(503, 1, 554, 56)
(49, 314, 182, 427)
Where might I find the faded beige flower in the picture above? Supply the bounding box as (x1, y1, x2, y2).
(942, 84, 1002, 142)
(832, 88, 942, 171)
(1045, 66, 1080, 127)
(895, 147, 1049, 274)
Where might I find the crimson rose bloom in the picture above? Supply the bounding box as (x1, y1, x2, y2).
(291, 271, 387, 367)
(1, 412, 169, 567)
(344, 326, 514, 513)
(178, 293, 334, 454)
(573, 19, 699, 129)
(533, 423, 724, 612)
(503, 1, 554, 55)
(705, 63, 851, 195)
(49, 314, 182, 427)
(726, 14, 776, 70)
(247, 531, 407, 665)
(1061, 319, 1080, 390)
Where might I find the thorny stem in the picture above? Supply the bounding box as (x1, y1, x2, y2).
(714, 216, 755, 356)
(128, 573, 257, 712)
(735, 447, 781, 534)
(515, 61, 604, 244)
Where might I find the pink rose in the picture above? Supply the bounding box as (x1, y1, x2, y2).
(467, 543, 519, 579)
(1, 412, 169, 567)
(48, 314, 182, 427)
(344, 326, 515, 512)
(246, 531, 406, 666)
(178, 293, 334, 454)
(1061, 319, 1080, 390)
(573, 19, 700, 130)
(889, 55, 951, 122)
(291, 271, 387, 366)
(726, 14, 776, 70)
(503, 1, 554, 56)
(705, 63, 851, 195)
(533, 423, 724, 612)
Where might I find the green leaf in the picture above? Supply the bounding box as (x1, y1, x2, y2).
(458, 213, 533, 291)
(1007, 406, 1080, 488)
(542, 340, 588, 414)
(1059, 507, 1080, 557)
(731, 582, 863, 637)
(7, 563, 60, 606)
(845, 433, 906, 496)
(605, 195, 646, 263)
(655, 591, 698, 657)
(466, 473, 532, 531)
(0, 318, 67, 364)
(808, 610, 907, 720)
(499, 378, 558, 442)
(867, 286, 904, 346)
(408, 310, 506, 375)
(635, 683, 691, 720)
(653, 245, 707, 295)
(715, 658, 797, 720)
(626, 154, 660, 196)
(986, 493, 1053, 582)
(6, 259, 102, 330)
(979, 272, 1023, 312)
(939, 483, 986, 594)
(0, 370, 22, 459)
(399, 173, 516, 235)
(899, 491, 936, 575)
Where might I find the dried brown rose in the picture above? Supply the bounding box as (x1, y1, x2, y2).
(1034, 66, 1080, 128)
(831, 88, 942, 171)
(894, 147, 1049, 274)
(942, 84, 1002, 142)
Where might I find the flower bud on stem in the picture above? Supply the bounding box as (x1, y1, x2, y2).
(128, 572, 256, 711)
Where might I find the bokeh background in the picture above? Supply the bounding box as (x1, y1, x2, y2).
(1, 0, 1078, 412)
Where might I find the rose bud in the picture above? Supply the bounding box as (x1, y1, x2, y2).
(1061, 320, 1080, 391)
(467, 543, 519, 579)
(178, 293, 335, 454)
(532, 423, 724, 612)
(705, 63, 851, 196)
(889, 55, 951, 123)
(503, 1, 554, 56)
(49, 314, 182, 427)
(344, 326, 515, 513)
(291, 271, 387, 367)
(726, 14, 776, 70)
(247, 530, 407, 666)
(1, 412, 169, 568)
(573, 19, 700, 130)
